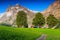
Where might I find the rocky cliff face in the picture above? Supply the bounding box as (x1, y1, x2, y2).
(0, 0, 60, 28)
(0, 4, 35, 27)
(43, 0, 60, 19)
(42, 0, 60, 28)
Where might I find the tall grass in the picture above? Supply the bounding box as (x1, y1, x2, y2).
(0, 26, 60, 40)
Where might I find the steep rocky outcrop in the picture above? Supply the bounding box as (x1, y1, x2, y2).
(43, 0, 60, 19)
(0, 4, 35, 27)
(42, 0, 60, 28)
(0, 0, 60, 28)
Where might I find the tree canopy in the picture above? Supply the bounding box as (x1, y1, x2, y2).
(16, 11, 27, 27)
(32, 12, 45, 28)
(46, 14, 59, 28)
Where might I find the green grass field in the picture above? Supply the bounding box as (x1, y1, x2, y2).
(0, 26, 60, 40)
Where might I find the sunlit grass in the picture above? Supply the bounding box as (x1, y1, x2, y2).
(0, 26, 60, 40)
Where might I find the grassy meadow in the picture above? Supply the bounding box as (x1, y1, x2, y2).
(0, 26, 60, 40)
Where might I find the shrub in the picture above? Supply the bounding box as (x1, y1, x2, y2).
(0, 23, 12, 27)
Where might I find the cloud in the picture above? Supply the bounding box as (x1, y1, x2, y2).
(0, 12, 4, 17)
(32, 10, 40, 13)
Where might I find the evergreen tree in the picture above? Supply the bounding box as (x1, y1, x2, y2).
(32, 12, 45, 28)
(16, 11, 27, 27)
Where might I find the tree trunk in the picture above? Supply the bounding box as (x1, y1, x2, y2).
(18, 25, 23, 28)
(39, 25, 41, 28)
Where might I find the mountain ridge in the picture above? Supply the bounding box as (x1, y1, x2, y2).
(0, 0, 60, 28)
(0, 4, 36, 27)
(42, 0, 60, 19)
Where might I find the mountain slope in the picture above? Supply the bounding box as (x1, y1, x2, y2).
(43, 0, 60, 19)
(0, 0, 60, 28)
(42, 0, 60, 28)
(0, 4, 35, 27)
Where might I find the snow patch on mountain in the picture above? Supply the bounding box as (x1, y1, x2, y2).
(28, 9, 40, 13)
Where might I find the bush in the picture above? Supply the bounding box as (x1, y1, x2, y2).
(0, 23, 12, 27)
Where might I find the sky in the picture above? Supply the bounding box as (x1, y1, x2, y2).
(0, 0, 55, 13)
